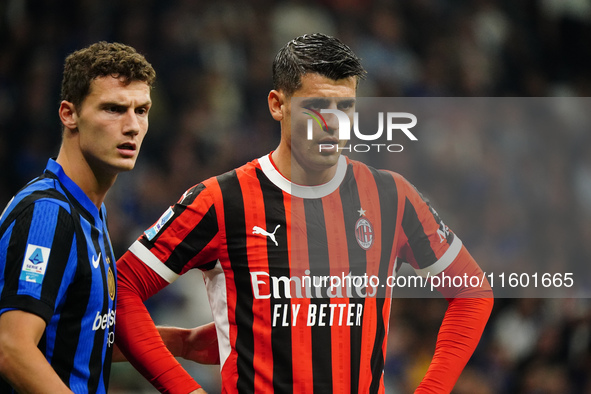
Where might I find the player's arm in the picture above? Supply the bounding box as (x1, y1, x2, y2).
(112, 322, 219, 365)
(0, 310, 73, 393)
(116, 184, 219, 393)
(415, 247, 493, 393)
(394, 174, 493, 393)
(115, 252, 206, 394)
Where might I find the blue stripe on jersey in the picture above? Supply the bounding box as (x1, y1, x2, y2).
(44, 240, 74, 368)
(0, 221, 14, 292)
(16, 201, 60, 294)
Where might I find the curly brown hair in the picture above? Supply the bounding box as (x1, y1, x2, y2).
(60, 41, 156, 109)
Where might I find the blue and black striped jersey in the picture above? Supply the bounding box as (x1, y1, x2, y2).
(0, 159, 116, 394)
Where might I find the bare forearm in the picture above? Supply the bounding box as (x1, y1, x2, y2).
(0, 343, 72, 393)
(113, 323, 219, 365)
(156, 326, 190, 358)
(0, 311, 73, 393)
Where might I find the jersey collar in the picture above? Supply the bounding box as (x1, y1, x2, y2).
(258, 154, 347, 199)
(45, 158, 103, 221)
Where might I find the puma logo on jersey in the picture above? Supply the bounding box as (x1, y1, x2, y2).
(252, 225, 280, 246)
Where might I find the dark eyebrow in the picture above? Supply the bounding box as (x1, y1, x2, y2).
(100, 100, 152, 109)
(338, 98, 356, 107)
(100, 102, 125, 110)
(301, 98, 330, 109)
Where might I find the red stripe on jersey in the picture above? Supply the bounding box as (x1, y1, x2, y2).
(323, 192, 351, 393)
(290, 196, 314, 392)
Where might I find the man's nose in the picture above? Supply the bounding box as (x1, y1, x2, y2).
(123, 109, 140, 135)
(323, 112, 339, 133)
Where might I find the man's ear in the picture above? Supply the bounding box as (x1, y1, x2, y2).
(268, 89, 286, 121)
(58, 100, 78, 132)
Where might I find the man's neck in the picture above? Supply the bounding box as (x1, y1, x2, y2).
(270, 148, 339, 186)
(56, 148, 115, 210)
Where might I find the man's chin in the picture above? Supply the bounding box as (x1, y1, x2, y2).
(311, 151, 342, 169)
(111, 158, 138, 173)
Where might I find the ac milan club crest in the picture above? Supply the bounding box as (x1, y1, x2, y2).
(355, 216, 374, 250)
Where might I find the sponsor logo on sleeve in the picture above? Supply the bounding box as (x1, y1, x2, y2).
(144, 207, 174, 241)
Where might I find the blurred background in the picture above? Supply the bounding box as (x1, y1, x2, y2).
(1, 0, 590, 393)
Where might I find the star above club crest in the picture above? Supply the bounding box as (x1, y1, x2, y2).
(358, 207, 366, 216)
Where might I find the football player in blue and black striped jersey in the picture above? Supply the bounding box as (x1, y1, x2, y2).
(0, 42, 157, 394)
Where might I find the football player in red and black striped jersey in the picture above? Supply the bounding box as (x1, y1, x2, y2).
(115, 33, 493, 394)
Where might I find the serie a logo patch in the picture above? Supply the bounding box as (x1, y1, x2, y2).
(19, 244, 51, 284)
(144, 207, 174, 241)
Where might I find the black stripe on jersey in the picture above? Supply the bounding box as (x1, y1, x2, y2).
(369, 169, 398, 394)
(370, 169, 399, 295)
(304, 198, 333, 393)
(179, 184, 201, 206)
(51, 203, 92, 387)
(166, 204, 218, 274)
(101, 222, 115, 389)
(38, 206, 75, 307)
(339, 167, 365, 394)
(87, 219, 108, 393)
(401, 197, 437, 269)
(1, 202, 34, 297)
(256, 168, 293, 393)
(218, 170, 256, 393)
(425, 199, 455, 245)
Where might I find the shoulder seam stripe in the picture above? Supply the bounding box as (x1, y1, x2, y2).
(414, 236, 463, 278)
(129, 241, 180, 283)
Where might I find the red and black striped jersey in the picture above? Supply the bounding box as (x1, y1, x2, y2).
(123, 153, 462, 394)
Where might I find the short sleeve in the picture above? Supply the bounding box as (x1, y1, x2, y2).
(0, 200, 76, 324)
(395, 175, 462, 277)
(126, 182, 220, 284)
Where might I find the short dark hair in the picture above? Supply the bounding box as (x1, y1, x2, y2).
(61, 41, 156, 109)
(272, 33, 366, 96)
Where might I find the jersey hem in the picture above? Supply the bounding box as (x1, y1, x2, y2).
(0, 293, 55, 324)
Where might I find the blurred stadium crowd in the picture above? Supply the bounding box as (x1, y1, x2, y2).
(1, 0, 590, 393)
